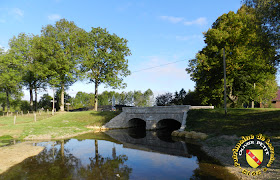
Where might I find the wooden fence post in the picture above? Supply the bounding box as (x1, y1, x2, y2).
(34, 113, 36, 122)
(14, 116, 16, 125)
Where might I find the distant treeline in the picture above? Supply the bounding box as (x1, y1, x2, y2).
(37, 89, 154, 111)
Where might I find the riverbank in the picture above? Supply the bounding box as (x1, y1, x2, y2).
(0, 142, 45, 174)
(0, 111, 120, 140)
(0, 111, 120, 174)
(186, 108, 280, 179)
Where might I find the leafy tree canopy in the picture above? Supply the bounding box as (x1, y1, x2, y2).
(243, 0, 280, 57)
(186, 6, 277, 107)
(80, 27, 131, 110)
(41, 19, 85, 111)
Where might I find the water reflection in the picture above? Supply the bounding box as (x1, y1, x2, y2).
(105, 129, 191, 158)
(0, 128, 237, 180)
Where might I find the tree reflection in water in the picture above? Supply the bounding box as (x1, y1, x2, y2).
(79, 140, 132, 180)
(0, 140, 79, 179)
(0, 140, 132, 180)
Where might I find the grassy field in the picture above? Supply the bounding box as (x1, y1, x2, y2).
(186, 108, 280, 137)
(0, 111, 119, 140)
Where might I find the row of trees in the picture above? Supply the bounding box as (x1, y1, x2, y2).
(0, 19, 131, 112)
(155, 88, 201, 106)
(38, 89, 154, 110)
(186, 4, 279, 107)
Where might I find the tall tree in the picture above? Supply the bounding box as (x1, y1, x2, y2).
(9, 33, 48, 111)
(243, 0, 280, 57)
(41, 19, 84, 112)
(81, 27, 131, 111)
(186, 6, 277, 107)
(0, 51, 23, 112)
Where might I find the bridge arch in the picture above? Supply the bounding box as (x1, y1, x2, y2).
(128, 118, 146, 128)
(156, 119, 181, 130)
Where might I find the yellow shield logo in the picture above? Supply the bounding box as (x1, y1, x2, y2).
(246, 149, 263, 168)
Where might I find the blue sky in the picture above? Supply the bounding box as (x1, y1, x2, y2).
(0, 0, 242, 100)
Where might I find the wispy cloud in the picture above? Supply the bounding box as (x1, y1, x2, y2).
(183, 17, 207, 26)
(48, 14, 61, 21)
(0, 8, 24, 22)
(159, 16, 184, 24)
(12, 8, 24, 17)
(160, 16, 207, 26)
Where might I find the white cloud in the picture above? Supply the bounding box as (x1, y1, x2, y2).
(159, 16, 184, 24)
(48, 14, 61, 21)
(0, 8, 23, 22)
(12, 8, 24, 17)
(160, 15, 207, 26)
(183, 17, 207, 26)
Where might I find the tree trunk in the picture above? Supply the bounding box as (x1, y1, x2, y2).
(61, 140, 64, 162)
(94, 81, 98, 111)
(95, 140, 99, 163)
(35, 87, 38, 111)
(227, 86, 238, 107)
(60, 83, 65, 112)
(6, 90, 10, 112)
(29, 85, 33, 110)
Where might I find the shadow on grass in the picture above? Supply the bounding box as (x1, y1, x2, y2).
(186, 109, 280, 136)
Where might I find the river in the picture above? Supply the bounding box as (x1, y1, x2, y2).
(0, 128, 235, 179)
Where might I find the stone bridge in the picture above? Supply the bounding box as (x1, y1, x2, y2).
(102, 105, 214, 130)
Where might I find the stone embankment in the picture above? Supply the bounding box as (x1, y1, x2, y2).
(171, 130, 208, 140)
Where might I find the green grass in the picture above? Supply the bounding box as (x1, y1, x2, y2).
(186, 108, 280, 137)
(0, 111, 120, 139)
(0, 135, 13, 140)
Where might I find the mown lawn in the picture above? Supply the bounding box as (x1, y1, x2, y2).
(186, 108, 280, 137)
(0, 111, 119, 140)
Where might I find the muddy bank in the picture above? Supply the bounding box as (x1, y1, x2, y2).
(0, 142, 44, 174)
(200, 135, 280, 179)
